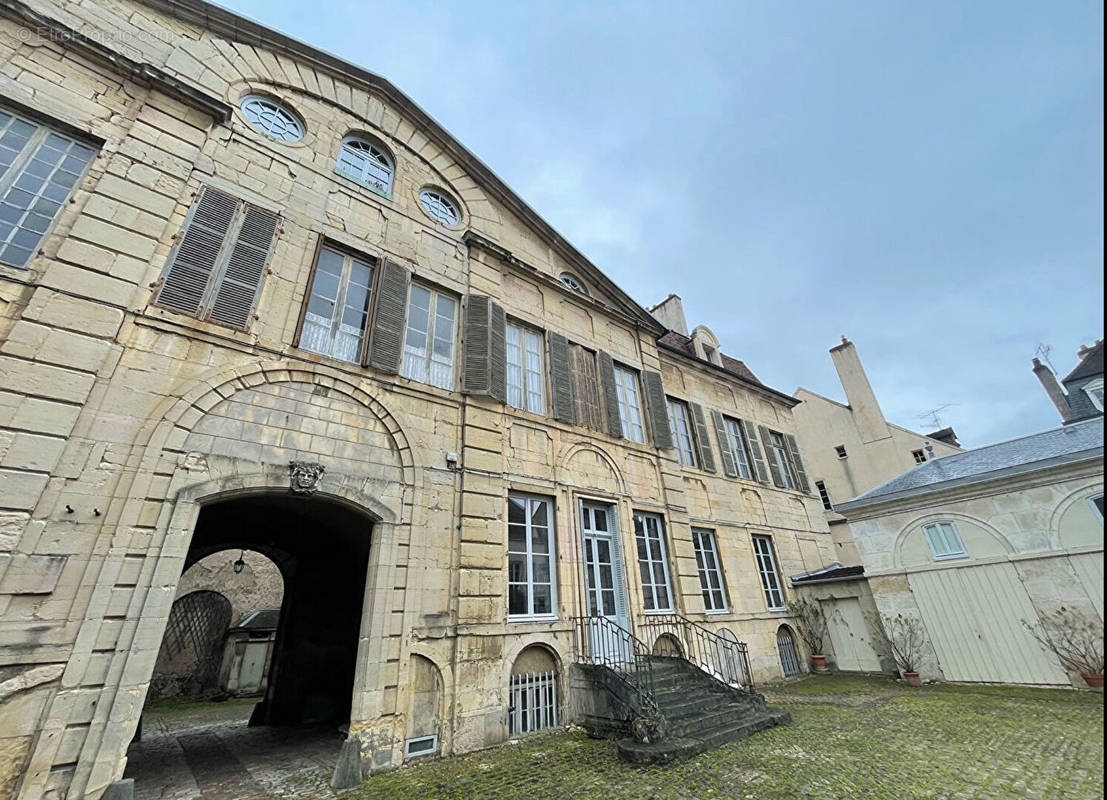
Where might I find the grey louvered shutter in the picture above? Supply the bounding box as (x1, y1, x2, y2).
(711, 410, 738, 477)
(367, 259, 410, 374)
(642, 371, 673, 450)
(689, 402, 716, 472)
(207, 204, 279, 329)
(784, 434, 811, 493)
(156, 186, 238, 315)
(597, 352, 624, 438)
(759, 425, 785, 487)
(489, 301, 507, 403)
(548, 331, 575, 423)
(462, 295, 491, 395)
(741, 419, 771, 484)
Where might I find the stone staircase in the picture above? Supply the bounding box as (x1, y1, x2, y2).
(614, 655, 791, 764)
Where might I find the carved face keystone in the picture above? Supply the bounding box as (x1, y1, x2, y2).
(288, 461, 325, 495)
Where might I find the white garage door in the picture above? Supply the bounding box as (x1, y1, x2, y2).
(908, 562, 1068, 685)
(822, 596, 882, 672)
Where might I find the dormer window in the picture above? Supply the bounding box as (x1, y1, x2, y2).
(1084, 378, 1104, 412)
(336, 135, 394, 195)
(559, 272, 587, 294)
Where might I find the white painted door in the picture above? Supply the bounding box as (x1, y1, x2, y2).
(909, 563, 1069, 684)
(581, 502, 633, 666)
(822, 597, 882, 672)
(237, 639, 270, 694)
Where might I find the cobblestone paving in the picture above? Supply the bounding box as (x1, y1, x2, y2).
(353, 676, 1104, 800)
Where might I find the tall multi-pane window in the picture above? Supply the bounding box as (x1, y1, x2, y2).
(614, 366, 646, 443)
(722, 417, 753, 480)
(300, 246, 374, 363)
(921, 521, 967, 561)
(507, 494, 556, 618)
(766, 431, 797, 490)
(667, 399, 697, 467)
(692, 529, 727, 612)
(0, 107, 96, 268)
(506, 322, 545, 413)
(401, 285, 457, 390)
(752, 534, 785, 610)
(634, 511, 673, 612)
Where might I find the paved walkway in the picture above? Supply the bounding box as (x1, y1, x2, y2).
(124, 698, 342, 800)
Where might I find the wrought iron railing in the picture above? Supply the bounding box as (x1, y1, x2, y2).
(638, 613, 754, 689)
(571, 615, 660, 723)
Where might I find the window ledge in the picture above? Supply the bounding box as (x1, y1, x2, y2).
(643, 609, 676, 616)
(704, 609, 730, 616)
(508, 615, 559, 623)
(932, 553, 968, 562)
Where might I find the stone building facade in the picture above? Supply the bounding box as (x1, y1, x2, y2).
(0, 1, 833, 797)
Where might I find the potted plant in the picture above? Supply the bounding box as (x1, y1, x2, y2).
(788, 596, 830, 672)
(1023, 607, 1104, 688)
(881, 613, 928, 686)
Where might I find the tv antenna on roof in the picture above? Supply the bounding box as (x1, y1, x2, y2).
(1034, 342, 1057, 375)
(916, 404, 956, 430)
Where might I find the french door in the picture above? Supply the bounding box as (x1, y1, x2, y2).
(580, 501, 633, 665)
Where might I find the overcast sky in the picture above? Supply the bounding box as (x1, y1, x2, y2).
(225, 0, 1103, 448)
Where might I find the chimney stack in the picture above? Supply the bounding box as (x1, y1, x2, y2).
(1032, 357, 1072, 423)
(829, 338, 891, 444)
(649, 294, 689, 336)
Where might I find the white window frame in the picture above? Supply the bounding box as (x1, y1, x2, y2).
(404, 734, 438, 758)
(922, 521, 968, 561)
(506, 322, 546, 414)
(401, 283, 457, 390)
(507, 494, 557, 620)
(0, 106, 96, 269)
(335, 135, 394, 195)
(752, 534, 786, 611)
(418, 187, 460, 226)
(722, 416, 753, 480)
(614, 365, 646, 443)
(299, 245, 375, 364)
(559, 272, 587, 294)
(239, 95, 304, 141)
(692, 528, 728, 613)
(1087, 494, 1103, 523)
(634, 511, 674, 613)
(768, 430, 797, 490)
(666, 399, 697, 467)
(1084, 378, 1104, 412)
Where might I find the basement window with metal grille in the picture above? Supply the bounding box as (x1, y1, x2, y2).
(404, 735, 437, 758)
(508, 670, 558, 736)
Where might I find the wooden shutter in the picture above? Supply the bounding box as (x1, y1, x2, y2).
(570, 344, 603, 432)
(784, 434, 811, 493)
(711, 410, 738, 477)
(367, 259, 410, 374)
(489, 301, 507, 403)
(741, 419, 771, 484)
(156, 185, 238, 315)
(207, 204, 279, 329)
(642, 371, 673, 450)
(597, 351, 623, 438)
(461, 295, 491, 395)
(689, 402, 716, 472)
(759, 425, 785, 487)
(548, 331, 576, 423)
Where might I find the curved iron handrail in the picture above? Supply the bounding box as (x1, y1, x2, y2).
(638, 613, 754, 689)
(571, 615, 660, 721)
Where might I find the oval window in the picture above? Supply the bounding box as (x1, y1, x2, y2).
(239, 95, 304, 141)
(418, 188, 461, 226)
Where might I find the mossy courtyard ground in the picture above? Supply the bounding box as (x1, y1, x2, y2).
(354, 675, 1104, 800)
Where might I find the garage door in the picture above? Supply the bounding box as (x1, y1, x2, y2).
(908, 563, 1068, 685)
(822, 596, 882, 672)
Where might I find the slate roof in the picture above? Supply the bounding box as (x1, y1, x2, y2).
(1064, 340, 1104, 383)
(657, 331, 762, 385)
(790, 563, 866, 585)
(836, 416, 1104, 511)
